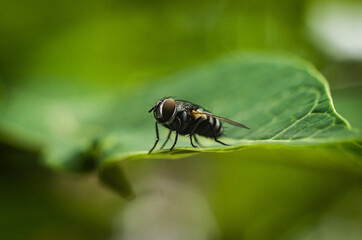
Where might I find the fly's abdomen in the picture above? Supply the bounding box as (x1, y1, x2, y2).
(196, 116, 223, 138)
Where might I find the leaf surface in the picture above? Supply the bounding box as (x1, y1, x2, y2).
(99, 54, 359, 161)
(0, 54, 360, 198)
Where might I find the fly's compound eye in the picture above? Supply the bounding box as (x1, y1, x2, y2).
(161, 98, 176, 122)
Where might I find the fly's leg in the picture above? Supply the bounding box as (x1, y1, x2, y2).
(208, 121, 229, 146)
(148, 122, 160, 154)
(169, 132, 178, 151)
(169, 117, 182, 151)
(189, 118, 203, 148)
(193, 135, 203, 147)
(160, 130, 172, 149)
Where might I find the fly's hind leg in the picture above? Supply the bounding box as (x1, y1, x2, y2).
(190, 135, 197, 148)
(193, 135, 203, 147)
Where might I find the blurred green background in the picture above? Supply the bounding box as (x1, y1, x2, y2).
(0, 0, 361, 239)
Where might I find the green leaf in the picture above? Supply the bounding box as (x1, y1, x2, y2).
(98, 54, 359, 158)
(0, 54, 360, 198)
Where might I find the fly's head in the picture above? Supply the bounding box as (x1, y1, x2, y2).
(148, 98, 177, 123)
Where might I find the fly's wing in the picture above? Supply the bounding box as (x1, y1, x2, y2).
(194, 110, 250, 129)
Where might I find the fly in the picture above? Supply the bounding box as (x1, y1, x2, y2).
(148, 97, 249, 154)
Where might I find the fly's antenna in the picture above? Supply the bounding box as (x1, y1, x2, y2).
(148, 106, 155, 113)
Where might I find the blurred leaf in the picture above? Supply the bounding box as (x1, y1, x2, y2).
(0, 80, 114, 170)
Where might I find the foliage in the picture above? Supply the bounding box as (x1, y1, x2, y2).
(0, 0, 361, 239)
